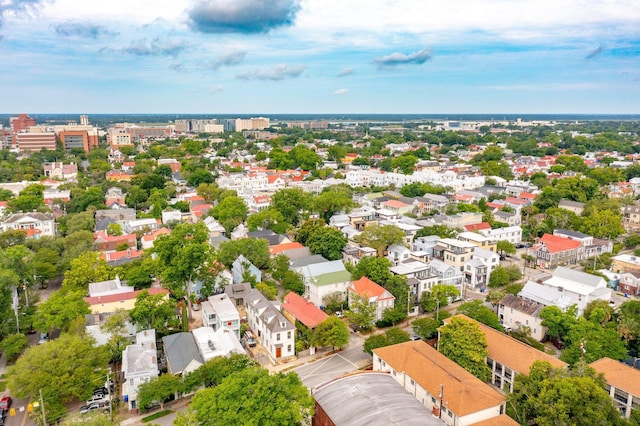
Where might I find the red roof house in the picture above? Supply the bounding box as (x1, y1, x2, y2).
(349, 277, 395, 321)
(282, 292, 328, 329)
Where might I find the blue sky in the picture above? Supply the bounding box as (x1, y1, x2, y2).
(0, 0, 639, 114)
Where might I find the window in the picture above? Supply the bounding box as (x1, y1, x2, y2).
(410, 379, 415, 386)
(287, 331, 292, 339)
(287, 345, 291, 352)
(277, 333, 280, 341)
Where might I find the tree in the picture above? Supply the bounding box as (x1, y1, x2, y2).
(187, 368, 313, 425)
(154, 223, 214, 320)
(187, 169, 214, 187)
(33, 290, 90, 332)
(311, 316, 349, 350)
(560, 317, 627, 365)
(411, 313, 451, 340)
(100, 309, 131, 364)
(306, 226, 347, 261)
(295, 218, 326, 245)
(322, 291, 346, 314)
(508, 361, 626, 426)
(313, 185, 355, 223)
(497, 240, 516, 257)
(217, 238, 270, 270)
(419, 284, 460, 313)
(354, 224, 405, 257)
(210, 196, 248, 234)
(7, 334, 108, 411)
(62, 251, 111, 293)
(456, 300, 504, 331)
(282, 270, 305, 295)
(0, 333, 28, 361)
(255, 282, 277, 300)
(438, 316, 492, 381)
(137, 374, 183, 410)
(271, 188, 312, 226)
(352, 256, 393, 284)
(189, 354, 258, 389)
(415, 225, 457, 239)
(129, 290, 179, 335)
(363, 327, 410, 354)
(540, 305, 578, 340)
(345, 294, 377, 332)
(247, 208, 285, 232)
(488, 265, 511, 288)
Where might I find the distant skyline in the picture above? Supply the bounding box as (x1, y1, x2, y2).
(1, 0, 639, 114)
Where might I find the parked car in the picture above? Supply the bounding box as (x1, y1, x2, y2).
(37, 333, 48, 345)
(86, 394, 110, 405)
(79, 401, 109, 414)
(0, 396, 11, 412)
(243, 330, 256, 348)
(410, 334, 421, 341)
(551, 338, 564, 349)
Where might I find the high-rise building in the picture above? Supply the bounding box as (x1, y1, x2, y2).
(108, 127, 133, 148)
(80, 115, 89, 125)
(10, 114, 36, 133)
(235, 117, 270, 132)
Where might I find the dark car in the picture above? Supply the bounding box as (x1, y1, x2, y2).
(551, 338, 564, 349)
(0, 396, 11, 412)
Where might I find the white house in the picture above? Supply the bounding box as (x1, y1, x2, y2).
(121, 329, 159, 411)
(294, 260, 352, 307)
(0, 211, 56, 237)
(498, 294, 547, 341)
(201, 294, 241, 339)
(519, 267, 611, 315)
(191, 326, 245, 362)
(245, 289, 295, 364)
(479, 226, 523, 244)
(463, 248, 500, 289)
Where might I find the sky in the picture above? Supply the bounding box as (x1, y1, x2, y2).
(0, 0, 639, 114)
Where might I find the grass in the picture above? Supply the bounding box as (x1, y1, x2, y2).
(0, 381, 6, 392)
(141, 410, 173, 423)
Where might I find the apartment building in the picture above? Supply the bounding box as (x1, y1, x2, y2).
(432, 238, 477, 271)
(245, 289, 295, 364)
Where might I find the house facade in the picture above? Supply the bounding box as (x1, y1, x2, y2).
(348, 277, 395, 321)
(121, 329, 159, 411)
(245, 289, 295, 364)
(0, 212, 56, 237)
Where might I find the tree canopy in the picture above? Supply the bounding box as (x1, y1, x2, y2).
(438, 316, 492, 381)
(187, 368, 313, 426)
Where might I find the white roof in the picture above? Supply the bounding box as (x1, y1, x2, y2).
(192, 326, 245, 362)
(545, 267, 606, 296)
(204, 294, 239, 321)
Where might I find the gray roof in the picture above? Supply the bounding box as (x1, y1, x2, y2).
(246, 289, 294, 333)
(290, 255, 328, 269)
(313, 373, 441, 426)
(558, 199, 585, 208)
(296, 259, 346, 279)
(162, 332, 203, 374)
(554, 229, 589, 239)
(3, 211, 54, 223)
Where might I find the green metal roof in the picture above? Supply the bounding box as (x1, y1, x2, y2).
(314, 270, 352, 286)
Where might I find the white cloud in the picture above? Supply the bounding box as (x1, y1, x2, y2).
(333, 88, 348, 95)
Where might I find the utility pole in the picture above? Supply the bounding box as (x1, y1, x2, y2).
(39, 389, 46, 426)
(107, 372, 113, 421)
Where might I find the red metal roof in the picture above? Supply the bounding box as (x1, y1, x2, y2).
(282, 292, 328, 328)
(536, 233, 582, 253)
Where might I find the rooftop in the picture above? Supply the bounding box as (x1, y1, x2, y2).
(590, 357, 640, 397)
(282, 291, 328, 328)
(312, 372, 441, 426)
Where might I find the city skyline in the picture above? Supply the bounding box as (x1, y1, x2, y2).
(1, 0, 639, 114)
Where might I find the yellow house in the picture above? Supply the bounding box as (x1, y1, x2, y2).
(84, 288, 170, 314)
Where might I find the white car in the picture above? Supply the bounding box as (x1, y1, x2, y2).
(86, 394, 110, 405)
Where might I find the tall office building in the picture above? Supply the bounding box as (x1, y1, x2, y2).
(10, 114, 36, 133)
(80, 115, 89, 125)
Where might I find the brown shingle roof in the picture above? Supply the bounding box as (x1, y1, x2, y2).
(448, 314, 567, 374)
(590, 357, 640, 397)
(373, 341, 504, 417)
